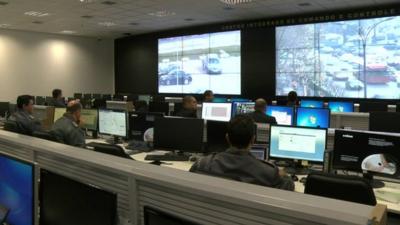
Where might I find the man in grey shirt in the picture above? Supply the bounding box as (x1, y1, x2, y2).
(51, 100, 85, 148)
(190, 115, 294, 191)
(7, 95, 42, 135)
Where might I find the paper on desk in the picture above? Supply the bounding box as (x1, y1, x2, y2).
(375, 189, 400, 204)
(146, 150, 170, 155)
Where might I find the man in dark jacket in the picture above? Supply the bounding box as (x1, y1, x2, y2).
(248, 98, 277, 124)
(176, 96, 197, 118)
(7, 95, 42, 135)
(190, 115, 294, 191)
(47, 89, 66, 107)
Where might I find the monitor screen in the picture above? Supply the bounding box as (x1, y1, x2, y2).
(269, 125, 327, 162)
(201, 102, 232, 122)
(231, 102, 255, 118)
(98, 109, 127, 137)
(130, 112, 164, 141)
(53, 108, 66, 123)
(333, 130, 400, 178)
(296, 107, 330, 128)
(265, 106, 294, 125)
(154, 117, 204, 152)
(0, 154, 34, 225)
(206, 120, 229, 153)
(0, 102, 10, 117)
(144, 206, 199, 225)
(39, 170, 117, 225)
(276, 16, 400, 99)
(229, 98, 250, 103)
(158, 30, 241, 95)
(369, 112, 400, 133)
(250, 146, 266, 160)
(300, 100, 324, 108)
(328, 101, 354, 112)
(81, 109, 98, 131)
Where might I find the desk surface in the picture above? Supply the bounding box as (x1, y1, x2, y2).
(87, 138, 400, 214)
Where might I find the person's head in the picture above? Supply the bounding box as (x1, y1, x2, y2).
(226, 115, 255, 150)
(254, 98, 267, 113)
(52, 89, 63, 100)
(288, 91, 298, 103)
(182, 96, 197, 111)
(203, 90, 214, 102)
(17, 95, 34, 114)
(66, 100, 82, 122)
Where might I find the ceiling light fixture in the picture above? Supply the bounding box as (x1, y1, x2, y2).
(60, 30, 77, 34)
(148, 10, 176, 17)
(219, 0, 252, 5)
(0, 1, 9, 6)
(0, 23, 11, 28)
(24, 11, 51, 17)
(98, 21, 116, 27)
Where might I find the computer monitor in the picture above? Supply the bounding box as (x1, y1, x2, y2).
(154, 117, 204, 152)
(265, 106, 294, 125)
(33, 106, 55, 131)
(201, 102, 232, 122)
(35, 96, 46, 105)
(144, 206, 199, 225)
(53, 108, 66, 123)
(296, 107, 330, 129)
(369, 112, 400, 133)
(229, 98, 250, 103)
(300, 100, 324, 108)
(130, 112, 164, 141)
(0, 153, 34, 225)
(328, 101, 354, 113)
(73, 93, 83, 100)
(333, 129, 400, 180)
(98, 109, 127, 138)
(231, 102, 255, 118)
(0, 102, 10, 117)
(206, 120, 229, 153)
(39, 169, 117, 225)
(138, 95, 151, 103)
(359, 102, 387, 112)
(83, 94, 92, 100)
(269, 125, 327, 163)
(149, 102, 169, 115)
(92, 94, 102, 99)
(250, 146, 266, 160)
(81, 109, 98, 131)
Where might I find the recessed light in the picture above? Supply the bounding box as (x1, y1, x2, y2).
(298, 2, 312, 7)
(148, 10, 176, 17)
(101, 1, 116, 5)
(220, 0, 252, 5)
(24, 11, 51, 17)
(98, 21, 116, 27)
(60, 30, 77, 34)
(0, 23, 11, 28)
(32, 21, 44, 24)
(0, 1, 8, 6)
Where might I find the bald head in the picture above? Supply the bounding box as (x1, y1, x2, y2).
(183, 95, 197, 110)
(67, 100, 82, 114)
(254, 98, 267, 113)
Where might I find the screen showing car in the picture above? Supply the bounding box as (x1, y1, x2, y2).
(276, 16, 400, 99)
(158, 30, 241, 95)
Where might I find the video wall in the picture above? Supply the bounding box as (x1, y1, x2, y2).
(276, 16, 400, 99)
(158, 30, 241, 95)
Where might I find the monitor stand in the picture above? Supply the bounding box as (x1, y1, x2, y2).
(105, 136, 123, 145)
(85, 130, 98, 139)
(363, 173, 385, 189)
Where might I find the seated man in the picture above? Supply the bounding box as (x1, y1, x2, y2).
(202, 90, 214, 103)
(248, 98, 277, 124)
(175, 96, 197, 118)
(51, 100, 85, 148)
(190, 115, 294, 191)
(47, 89, 66, 107)
(7, 95, 42, 135)
(287, 91, 298, 107)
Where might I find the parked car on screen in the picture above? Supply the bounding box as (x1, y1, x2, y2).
(345, 78, 364, 90)
(202, 54, 222, 74)
(159, 63, 180, 75)
(159, 70, 192, 86)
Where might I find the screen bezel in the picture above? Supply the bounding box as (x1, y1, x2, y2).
(98, 109, 128, 138)
(295, 107, 331, 129)
(268, 124, 327, 164)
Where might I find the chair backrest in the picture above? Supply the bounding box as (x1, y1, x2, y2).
(304, 172, 377, 206)
(32, 131, 59, 142)
(91, 143, 132, 160)
(3, 120, 20, 134)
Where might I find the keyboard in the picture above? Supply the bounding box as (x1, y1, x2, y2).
(144, 153, 189, 161)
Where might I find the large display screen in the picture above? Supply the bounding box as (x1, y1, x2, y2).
(276, 16, 400, 99)
(158, 30, 241, 95)
(0, 154, 33, 225)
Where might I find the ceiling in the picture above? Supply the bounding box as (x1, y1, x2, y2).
(0, 0, 398, 39)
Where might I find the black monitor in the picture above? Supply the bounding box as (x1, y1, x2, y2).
(369, 112, 400, 133)
(8, 103, 16, 115)
(92, 94, 102, 99)
(173, 102, 183, 115)
(35, 96, 46, 105)
(103, 94, 112, 101)
(39, 169, 117, 225)
(154, 117, 204, 152)
(206, 120, 229, 153)
(0, 153, 34, 225)
(73, 93, 83, 100)
(149, 102, 169, 115)
(81, 109, 98, 131)
(45, 96, 52, 104)
(0, 102, 10, 117)
(333, 130, 400, 182)
(130, 112, 164, 141)
(359, 102, 387, 112)
(144, 206, 199, 225)
(83, 94, 92, 100)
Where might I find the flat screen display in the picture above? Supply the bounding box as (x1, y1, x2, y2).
(81, 109, 98, 131)
(0, 154, 34, 225)
(201, 102, 232, 122)
(158, 30, 241, 95)
(269, 125, 326, 162)
(98, 109, 127, 137)
(296, 107, 330, 129)
(265, 106, 294, 125)
(276, 16, 400, 99)
(231, 102, 255, 118)
(328, 101, 354, 112)
(300, 100, 324, 108)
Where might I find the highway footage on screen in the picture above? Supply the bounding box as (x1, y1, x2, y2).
(158, 30, 241, 95)
(276, 16, 400, 99)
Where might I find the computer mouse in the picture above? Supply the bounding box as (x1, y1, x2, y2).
(291, 174, 299, 182)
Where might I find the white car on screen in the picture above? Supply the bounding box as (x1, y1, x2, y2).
(202, 54, 222, 74)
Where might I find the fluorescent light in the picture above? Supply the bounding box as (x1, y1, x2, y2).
(24, 11, 51, 17)
(98, 21, 116, 27)
(0, 23, 10, 28)
(148, 10, 176, 17)
(60, 30, 77, 34)
(219, 0, 252, 5)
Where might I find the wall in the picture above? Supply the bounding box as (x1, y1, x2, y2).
(0, 29, 114, 102)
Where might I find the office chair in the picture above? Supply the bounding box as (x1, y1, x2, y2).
(90, 142, 133, 160)
(304, 172, 376, 206)
(3, 120, 20, 134)
(32, 131, 59, 142)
